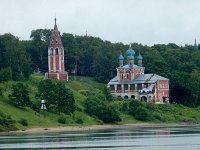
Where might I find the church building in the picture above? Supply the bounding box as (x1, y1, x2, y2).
(107, 45, 169, 103)
(46, 18, 68, 81)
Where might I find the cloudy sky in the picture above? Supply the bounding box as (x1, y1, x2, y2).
(0, 0, 200, 45)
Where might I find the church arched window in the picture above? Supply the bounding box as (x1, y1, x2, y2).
(50, 48, 53, 55)
(55, 48, 58, 55)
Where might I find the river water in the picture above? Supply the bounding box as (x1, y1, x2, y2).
(0, 125, 200, 149)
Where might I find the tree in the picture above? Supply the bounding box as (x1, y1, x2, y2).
(37, 79, 56, 109)
(102, 86, 113, 100)
(0, 34, 31, 80)
(84, 96, 121, 123)
(10, 83, 30, 107)
(37, 80, 75, 115)
(55, 82, 75, 115)
(0, 67, 12, 82)
(29, 29, 52, 71)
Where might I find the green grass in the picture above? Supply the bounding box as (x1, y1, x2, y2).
(0, 74, 200, 131)
(0, 74, 106, 131)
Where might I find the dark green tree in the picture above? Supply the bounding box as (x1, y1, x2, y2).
(84, 96, 121, 123)
(10, 82, 30, 107)
(0, 34, 31, 80)
(55, 82, 75, 115)
(0, 67, 12, 82)
(37, 79, 56, 109)
(38, 80, 75, 114)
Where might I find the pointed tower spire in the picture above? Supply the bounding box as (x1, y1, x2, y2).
(54, 16, 58, 30)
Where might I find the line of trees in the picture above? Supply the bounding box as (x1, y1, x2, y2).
(0, 30, 200, 107)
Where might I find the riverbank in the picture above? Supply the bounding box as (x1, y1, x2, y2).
(4, 123, 157, 134)
(4, 122, 199, 135)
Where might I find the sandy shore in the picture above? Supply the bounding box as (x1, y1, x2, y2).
(6, 123, 160, 134)
(2, 122, 197, 135)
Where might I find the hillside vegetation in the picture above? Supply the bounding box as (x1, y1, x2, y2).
(0, 32, 200, 107)
(0, 75, 200, 131)
(0, 31, 200, 131)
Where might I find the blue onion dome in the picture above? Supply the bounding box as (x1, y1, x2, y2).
(138, 53, 143, 60)
(126, 47, 135, 56)
(129, 54, 134, 60)
(119, 54, 124, 60)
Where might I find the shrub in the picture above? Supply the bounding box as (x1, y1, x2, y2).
(98, 105, 121, 123)
(153, 113, 162, 121)
(0, 67, 12, 82)
(119, 102, 129, 113)
(58, 114, 66, 124)
(102, 86, 113, 100)
(134, 106, 149, 121)
(84, 96, 121, 123)
(129, 100, 144, 115)
(79, 90, 90, 97)
(19, 118, 28, 126)
(75, 118, 83, 124)
(0, 112, 16, 129)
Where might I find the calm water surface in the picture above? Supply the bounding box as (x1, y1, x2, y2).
(0, 125, 200, 149)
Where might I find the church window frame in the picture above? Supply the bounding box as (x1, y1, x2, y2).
(50, 48, 53, 55)
(124, 84, 128, 90)
(55, 48, 59, 55)
(126, 74, 129, 79)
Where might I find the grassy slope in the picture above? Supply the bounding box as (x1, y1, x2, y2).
(0, 74, 200, 131)
(0, 74, 138, 130)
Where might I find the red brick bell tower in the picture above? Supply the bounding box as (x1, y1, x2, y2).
(47, 18, 68, 81)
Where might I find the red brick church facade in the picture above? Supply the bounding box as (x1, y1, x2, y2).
(107, 45, 169, 103)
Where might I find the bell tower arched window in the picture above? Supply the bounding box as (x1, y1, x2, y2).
(55, 48, 58, 55)
(50, 48, 53, 55)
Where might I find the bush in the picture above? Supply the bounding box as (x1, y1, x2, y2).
(119, 102, 129, 113)
(0, 67, 12, 82)
(75, 118, 84, 124)
(0, 112, 16, 129)
(19, 118, 28, 126)
(84, 96, 121, 123)
(58, 114, 66, 124)
(153, 113, 162, 121)
(99, 105, 121, 123)
(79, 90, 90, 97)
(30, 101, 40, 112)
(129, 100, 144, 115)
(134, 106, 149, 121)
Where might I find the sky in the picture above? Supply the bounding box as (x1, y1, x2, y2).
(0, 0, 200, 46)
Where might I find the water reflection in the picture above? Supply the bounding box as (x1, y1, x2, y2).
(0, 125, 200, 149)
